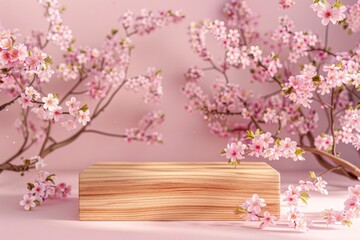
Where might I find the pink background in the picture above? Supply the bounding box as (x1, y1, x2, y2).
(0, 0, 359, 172)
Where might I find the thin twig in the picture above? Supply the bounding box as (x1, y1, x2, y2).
(83, 129, 126, 138)
(330, 89, 336, 155)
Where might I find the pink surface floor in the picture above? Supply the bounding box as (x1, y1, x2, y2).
(1, 168, 359, 240)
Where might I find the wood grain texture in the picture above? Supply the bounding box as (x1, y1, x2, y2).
(79, 162, 280, 221)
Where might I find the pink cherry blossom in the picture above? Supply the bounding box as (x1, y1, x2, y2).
(20, 194, 37, 211)
(42, 93, 59, 111)
(260, 211, 277, 228)
(50, 105, 63, 122)
(31, 182, 45, 197)
(344, 195, 360, 211)
(279, 137, 297, 158)
(0, 37, 12, 49)
(245, 194, 266, 215)
(314, 177, 328, 195)
(77, 109, 90, 126)
(312, 2, 347, 26)
(18, 93, 33, 109)
(223, 141, 247, 162)
(65, 97, 81, 116)
(347, 1, 360, 33)
(279, 0, 295, 10)
(294, 218, 309, 232)
(348, 185, 360, 198)
(314, 134, 333, 151)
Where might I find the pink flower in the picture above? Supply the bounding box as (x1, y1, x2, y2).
(65, 97, 80, 116)
(314, 3, 347, 26)
(78, 109, 90, 126)
(32, 182, 45, 197)
(322, 209, 336, 225)
(222, 141, 247, 162)
(279, 0, 295, 9)
(259, 132, 274, 148)
(294, 218, 309, 232)
(348, 185, 360, 199)
(20, 194, 36, 211)
(249, 139, 264, 157)
(344, 195, 360, 211)
(15, 43, 28, 61)
(53, 183, 72, 199)
(18, 93, 33, 109)
(260, 211, 277, 228)
(283, 185, 301, 206)
(42, 93, 59, 111)
(25, 87, 40, 100)
(0, 37, 12, 49)
(287, 208, 303, 223)
(347, 1, 360, 33)
(333, 210, 345, 222)
(314, 177, 328, 195)
(314, 134, 333, 151)
(245, 194, 266, 215)
(246, 212, 259, 221)
(279, 137, 297, 158)
(50, 106, 63, 122)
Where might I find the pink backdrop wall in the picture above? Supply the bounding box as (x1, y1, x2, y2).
(0, 0, 359, 172)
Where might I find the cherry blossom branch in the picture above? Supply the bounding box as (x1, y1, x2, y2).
(344, 85, 360, 100)
(301, 146, 360, 177)
(38, 121, 52, 156)
(317, 165, 342, 178)
(0, 75, 37, 112)
(207, 58, 229, 83)
(83, 129, 126, 138)
(306, 47, 337, 57)
(59, 72, 87, 105)
(0, 4, 183, 175)
(329, 89, 337, 155)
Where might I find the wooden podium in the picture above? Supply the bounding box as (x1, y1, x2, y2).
(79, 162, 280, 220)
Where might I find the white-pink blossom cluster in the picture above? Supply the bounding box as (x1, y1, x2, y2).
(271, 15, 319, 63)
(222, 0, 259, 44)
(188, 21, 211, 61)
(322, 184, 360, 226)
(222, 130, 305, 164)
(282, 64, 317, 108)
(19, 157, 71, 211)
(38, 0, 73, 50)
(347, 0, 360, 33)
(124, 110, 164, 144)
(0, 32, 54, 95)
(125, 68, 164, 104)
(121, 9, 184, 36)
(236, 194, 277, 229)
(279, 0, 295, 10)
(282, 176, 329, 231)
(272, 15, 295, 44)
(314, 133, 333, 151)
(339, 109, 360, 150)
(184, 66, 204, 82)
(237, 175, 359, 232)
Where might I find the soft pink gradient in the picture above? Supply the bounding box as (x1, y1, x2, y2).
(1, 169, 359, 239)
(0, 0, 359, 172)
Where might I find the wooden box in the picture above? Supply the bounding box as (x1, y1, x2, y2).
(79, 162, 280, 220)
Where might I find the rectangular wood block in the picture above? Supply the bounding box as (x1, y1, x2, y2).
(79, 162, 280, 220)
